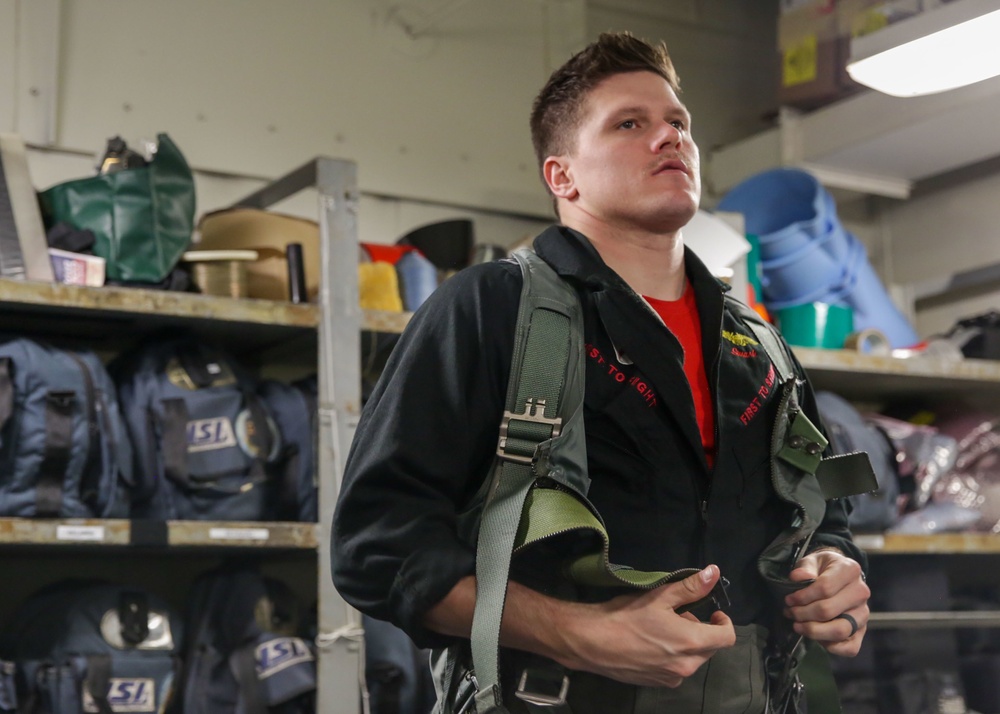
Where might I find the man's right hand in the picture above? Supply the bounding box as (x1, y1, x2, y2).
(424, 564, 736, 689)
(552, 564, 736, 687)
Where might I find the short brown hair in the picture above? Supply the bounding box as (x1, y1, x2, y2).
(530, 32, 680, 175)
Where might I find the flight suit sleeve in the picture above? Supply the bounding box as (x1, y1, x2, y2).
(330, 261, 521, 648)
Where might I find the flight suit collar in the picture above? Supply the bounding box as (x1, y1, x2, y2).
(533, 225, 728, 473)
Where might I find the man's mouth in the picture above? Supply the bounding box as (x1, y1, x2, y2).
(653, 158, 689, 176)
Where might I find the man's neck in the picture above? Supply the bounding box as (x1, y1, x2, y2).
(566, 216, 687, 301)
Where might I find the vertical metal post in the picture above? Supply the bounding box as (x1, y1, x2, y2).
(315, 157, 363, 714)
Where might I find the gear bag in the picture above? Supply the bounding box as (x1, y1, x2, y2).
(363, 615, 435, 714)
(179, 564, 316, 714)
(111, 333, 286, 520)
(258, 376, 318, 522)
(0, 335, 133, 518)
(0, 580, 182, 714)
(815, 391, 901, 532)
(439, 249, 877, 714)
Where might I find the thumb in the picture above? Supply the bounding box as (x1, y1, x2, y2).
(789, 552, 821, 583)
(659, 565, 721, 611)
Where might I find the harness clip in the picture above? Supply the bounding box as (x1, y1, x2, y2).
(515, 667, 570, 707)
(497, 398, 563, 465)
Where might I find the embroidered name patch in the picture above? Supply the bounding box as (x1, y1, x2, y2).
(739, 363, 776, 426)
(585, 343, 657, 407)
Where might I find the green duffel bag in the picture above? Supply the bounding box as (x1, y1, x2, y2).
(38, 133, 195, 283)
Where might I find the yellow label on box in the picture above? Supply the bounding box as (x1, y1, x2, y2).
(783, 34, 818, 87)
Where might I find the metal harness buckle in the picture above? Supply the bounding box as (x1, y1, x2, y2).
(515, 667, 570, 707)
(497, 398, 563, 465)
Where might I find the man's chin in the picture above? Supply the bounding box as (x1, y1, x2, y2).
(648, 203, 699, 234)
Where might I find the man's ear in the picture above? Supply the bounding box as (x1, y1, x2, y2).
(543, 156, 577, 200)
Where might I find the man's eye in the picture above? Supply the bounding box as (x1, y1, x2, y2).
(671, 120, 686, 130)
(619, 120, 637, 129)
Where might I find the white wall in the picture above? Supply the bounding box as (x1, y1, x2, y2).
(7, 0, 783, 251)
(8, 0, 590, 222)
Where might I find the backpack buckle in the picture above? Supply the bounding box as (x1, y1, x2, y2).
(515, 667, 570, 707)
(497, 398, 562, 465)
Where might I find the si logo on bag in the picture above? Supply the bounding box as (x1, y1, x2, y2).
(187, 417, 238, 452)
(256, 637, 314, 679)
(0, 582, 182, 714)
(82, 678, 156, 713)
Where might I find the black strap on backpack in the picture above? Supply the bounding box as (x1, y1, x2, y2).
(231, 644, 268, 714)
(0, 358, 13, 429)
(85, 654, 114, 714)
(36, 390, 75, 517)
(161, 397, 191, 488)
(64, 351, 105, 515)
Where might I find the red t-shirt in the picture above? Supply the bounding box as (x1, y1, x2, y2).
(644, 282, 716, 467)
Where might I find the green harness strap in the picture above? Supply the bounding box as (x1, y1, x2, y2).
(467, 254, 876, 714)
(470, 251, 707, 714)
(469, 249, 576, 714)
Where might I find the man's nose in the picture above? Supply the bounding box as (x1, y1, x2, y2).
(653, 122, 683, 151)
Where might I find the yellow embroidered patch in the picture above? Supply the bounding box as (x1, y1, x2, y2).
(722, 330, 759, 348)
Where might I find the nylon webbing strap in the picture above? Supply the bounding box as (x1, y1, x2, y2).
(85, 654, 114, 714)
(64, 352, 103, 515)
(160, 398, 191, 488)
(744, 314, 877, 501)
(0, 358, 12, 431)
(744, 317, 793, 384)
(232, 643, 269, 714)
(472, 304, 570, 713)
(514, 488, 693, 590)
(36, 390, 74, 517)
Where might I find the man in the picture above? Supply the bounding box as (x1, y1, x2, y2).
(332, 31, 870, 713)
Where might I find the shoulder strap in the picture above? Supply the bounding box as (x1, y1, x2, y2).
(470, 249, 579, 713)
(731, 298, 878, 502)
(468, 252, 715, 713)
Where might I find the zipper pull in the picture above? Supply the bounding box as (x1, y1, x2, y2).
(700, 499, 708, 523)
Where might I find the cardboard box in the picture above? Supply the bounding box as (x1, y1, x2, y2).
(778, 0, 861, 109)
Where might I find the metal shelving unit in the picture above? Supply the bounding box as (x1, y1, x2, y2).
(794, 346, 1000, 401)
(0, 156, 413, 713)
(0, 518, 318, 549)
(796, 347, 1000, 640)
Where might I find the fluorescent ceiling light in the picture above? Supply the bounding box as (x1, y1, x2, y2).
(847, 0, 1000, 97)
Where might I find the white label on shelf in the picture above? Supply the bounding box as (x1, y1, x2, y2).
(853, 534, 885, 551)
(56, 525, 106, 542)
(208, 527, 270, 541)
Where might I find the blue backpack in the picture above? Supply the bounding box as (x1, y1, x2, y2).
(111, 333, 286, 520)
(258, 376, 318, 522)
(816, 390, 901, 532)
(0, 335, 133, 518)
(363, 615, 435, 714)
(0, 580, 183, 714)
(179, 564, 316, 714)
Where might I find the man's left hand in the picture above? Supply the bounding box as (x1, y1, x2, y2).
(784, 548, 870, 657)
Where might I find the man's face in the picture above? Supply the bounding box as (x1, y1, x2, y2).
(550, 71, 701, 234)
